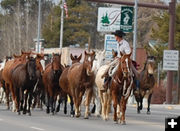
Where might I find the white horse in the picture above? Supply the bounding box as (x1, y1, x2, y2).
(90, 50, 106, 117)
(95, 64, 112, 120)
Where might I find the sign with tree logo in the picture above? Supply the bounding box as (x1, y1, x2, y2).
(97, 7, 121, 32)
(120, 6, 134, 32)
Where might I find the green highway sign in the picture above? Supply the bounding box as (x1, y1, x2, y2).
(120, 6, 134, 32)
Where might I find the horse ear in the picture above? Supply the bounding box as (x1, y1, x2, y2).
(78, 53, 82, 61)
(70, 53, 74, 60)
(84, 50, 87, 55)
(102, 50, 106, 55)
(120, 51, 123, 57)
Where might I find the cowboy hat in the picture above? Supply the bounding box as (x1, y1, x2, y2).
(112, 30, 126, 37)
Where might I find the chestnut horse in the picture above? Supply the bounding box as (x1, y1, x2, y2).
(133, 56, 155, 114)
(2, 51, 31, 111)
(67, 50, 95, 118)
(59, 53, 82, 116)
(43, 53, 64, 114)
(11, 57, 37, 115)
(111, 52, 133, 124)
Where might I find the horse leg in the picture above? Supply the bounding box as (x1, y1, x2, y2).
(64, 95, 67, 114)
(14, 87, 20, 115)
(50, 96, 55, 115)
(106, 91, 111, 120)
(95, 96, 101, 117)
(27, 90, 33, 116)
(147, 93, 152, 114)
(5, 83, 10, 110)
(55, 95, 61, 113)
(9, 83, 16, 112)
(120, 98, 127, 125)
(23, 90, 28, 114)
(46, 93, 50, 114)
(69, 95, 75, 117)
(84, 88, 93, 119)
(112, 90, 118, 123)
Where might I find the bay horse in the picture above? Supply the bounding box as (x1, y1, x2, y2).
(67, 50, 95, 118)
(43, 53, 64, 115)
(2, 51, 31, 111)
(32, 53, 45, 109)
(11, 56, 37, 115)
(59, 53, 82, 116)
(111, 52, 133, 124)
(133, 56, 155, 114)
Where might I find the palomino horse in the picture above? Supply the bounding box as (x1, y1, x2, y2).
(2, 51, 31, 111)
(43, 53, 64, 114)
(67, 50, 95, 118)
(59, 53, 82, 116)
(133, 56, 155, 114)
(11, 57, 37, 115)
(94, 49, 117, 120)
(111, 52, 133, 124)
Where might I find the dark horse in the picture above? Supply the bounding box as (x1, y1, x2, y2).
(59, 53, 82, 116)
(43, 53, 64, 115)
(111, 52, 133, 124)
(11, 57, 37, 115)
(133, 56, 155, 114)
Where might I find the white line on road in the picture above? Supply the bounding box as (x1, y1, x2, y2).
(30, 126, 45, 131)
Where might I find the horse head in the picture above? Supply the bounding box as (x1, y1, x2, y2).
(26, 57, 37, 81)
(146, 56, 155, 77)
(120, 52, 132, 78)
(92, 50, 105, 73)
(83, 50, 95, 76)
(70, 53, 82, 64)
(112, 49, 118, 59)
(52, 53, 62, 78)
(36, 53, 45, 76)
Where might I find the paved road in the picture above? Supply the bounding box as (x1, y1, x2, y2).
(0, 103, 179, 131)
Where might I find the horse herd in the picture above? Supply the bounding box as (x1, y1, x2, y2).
(0, 49, 155, 125)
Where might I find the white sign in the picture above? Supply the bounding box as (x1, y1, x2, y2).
(104, 35, 118, 60)
(97, 7, 121, 32)
(163, 50, 179, 71)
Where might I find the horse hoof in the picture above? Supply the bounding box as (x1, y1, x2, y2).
(64, 110, 67, 114)
(46, 109, 50, 114)
(121, 121, 126, 125)
(114, 121, 118, 124)
(147, 111, 151, 115)
(137, 111, 140, 114)
(23, 110, 26, 115)
(28, 112, 31, 116)
(84, 116, 89, 119)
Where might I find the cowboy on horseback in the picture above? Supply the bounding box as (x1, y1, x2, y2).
(101, 30, 139, 91)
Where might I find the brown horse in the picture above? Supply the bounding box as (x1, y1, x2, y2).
(59, 53, 82, 116)
(67, 50, 95, 118)
(32, 53, 45, 109)
(111, 52, 133, 124)
(133, 56, 155, 114)
(43, 53, 64, 114)
(11, 56, 37, 115)
(2, 51, 31, 111)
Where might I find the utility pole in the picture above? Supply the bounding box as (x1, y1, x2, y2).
(132, 0, 138, 61)
(37, 0, 41, 53)
(60, 0, 64, 53)
(166, 0, 176, 104)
